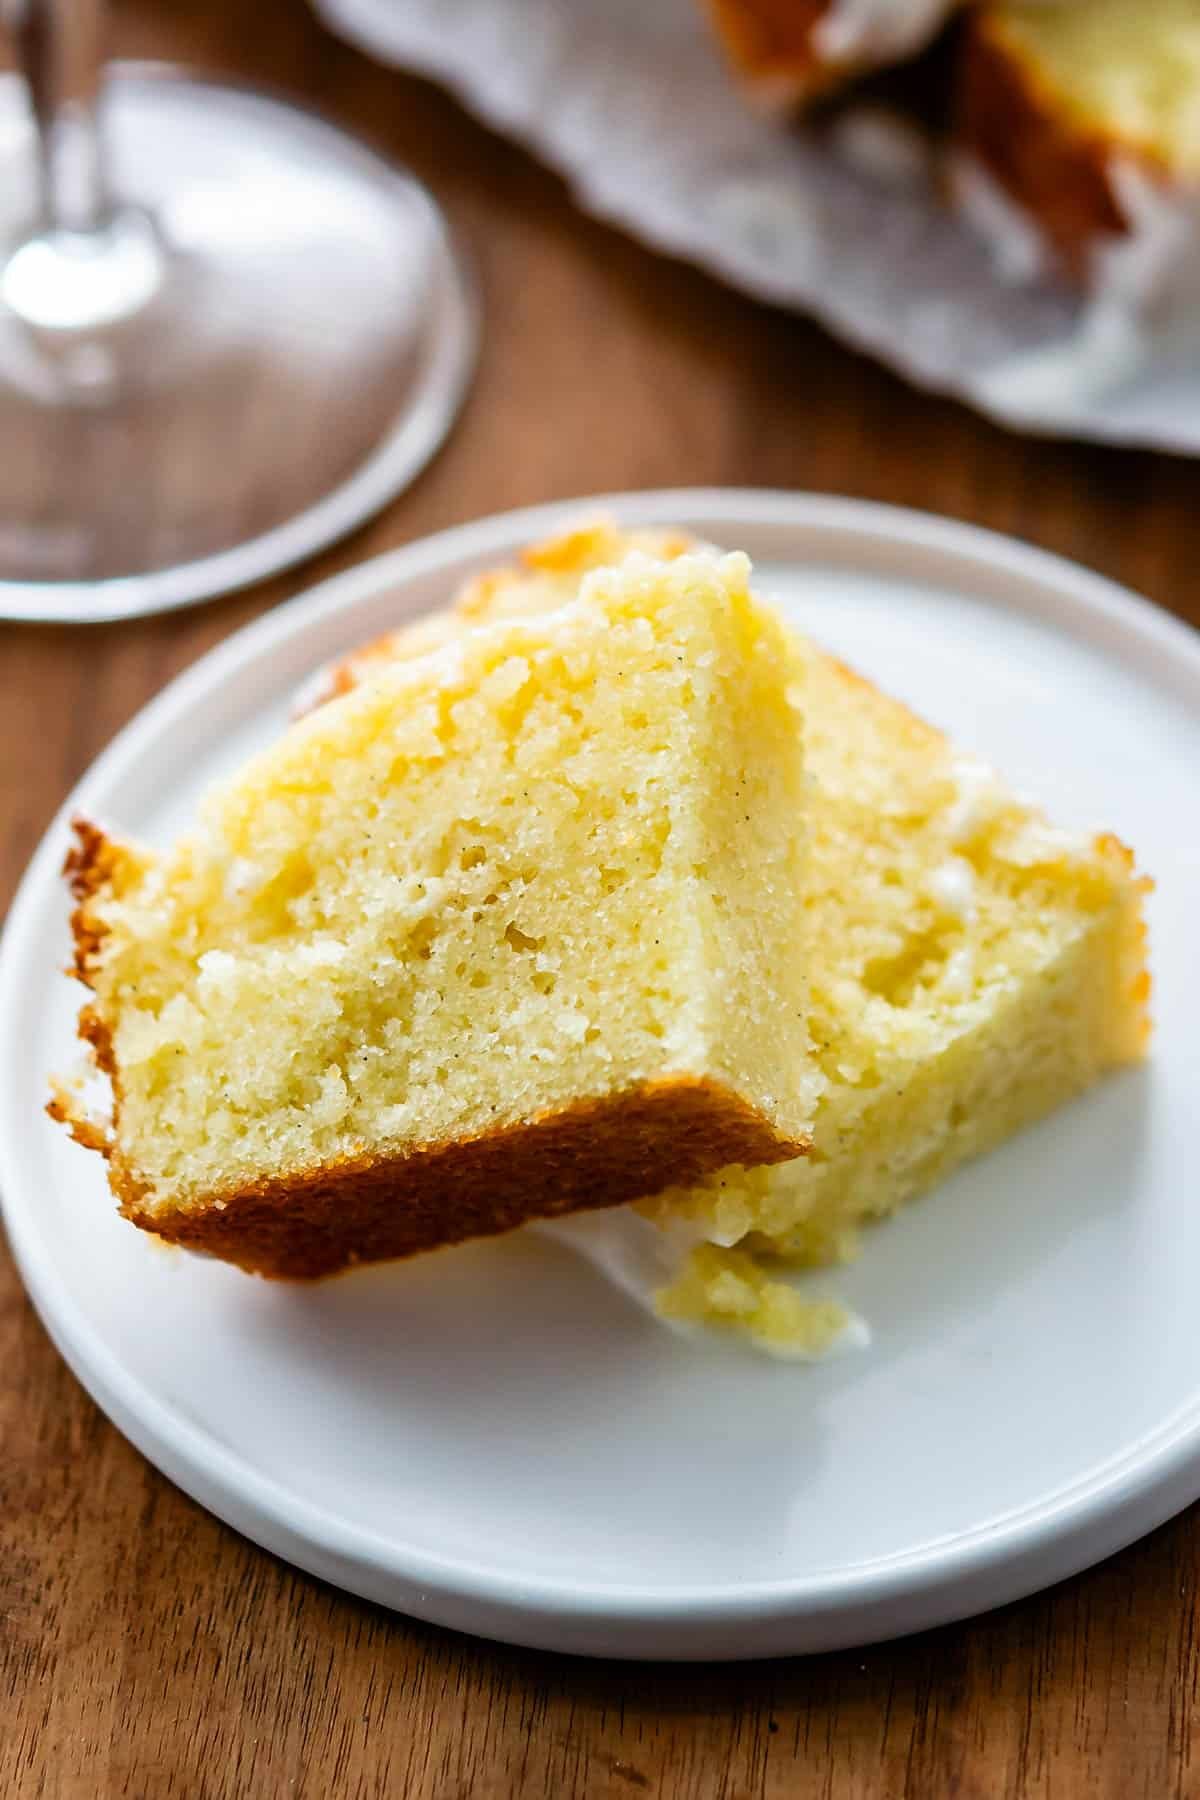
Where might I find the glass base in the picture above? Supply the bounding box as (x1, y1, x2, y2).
(0, 65, 478, 623)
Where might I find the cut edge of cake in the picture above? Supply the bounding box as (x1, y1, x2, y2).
(50, 551, 818, 1279)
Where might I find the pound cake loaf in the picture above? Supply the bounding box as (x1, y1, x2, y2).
(52, 551, 820, 1277)
(703, 0, 961, 107)
(314, 523, 1151, 1352)
(955, 1, 1200, 284)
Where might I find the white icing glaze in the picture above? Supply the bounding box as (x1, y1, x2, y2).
(940, 943, 976, 999)
(944, 756, 1003, 845)
(756, 1308, 872, 1363)
(1098, 157, 1200, 329)
(829, 106, 933, 192)
(950, 152, 1050, 285)
(224, 856, 264, 900)
(812, 0, 954, 67)
(54, 1055, 115, 1137)
(659, 1210, 747, 1252)
(927, 857, 975, 919)
(375, 633, 467, 690)
(533, 1209, 678, 1308)
(1002, 817, 1090, 865)
(197, 948, 237, 983)
(957, 152, 1200, 418)
(289, 664, 339, 720)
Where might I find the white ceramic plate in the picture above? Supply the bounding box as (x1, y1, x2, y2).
(3, 491, 1199, 1660)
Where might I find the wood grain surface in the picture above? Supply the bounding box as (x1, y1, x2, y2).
(4, 2, 1200, 1795)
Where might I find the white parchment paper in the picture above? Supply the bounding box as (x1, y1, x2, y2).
(315, 0, 1200, 454)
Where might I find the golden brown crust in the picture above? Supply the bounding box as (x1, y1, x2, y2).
(819, 651, 947, 753)
(46, 1081, 112, 1156)
(63, 814, 121, 985)
(53, 822, 810, 1279)
(1094, 832, 1155, 1054)
(50, 819, 126, 1147)
(303, 526, 700, 717)
(59, 818, 127, 1092)
(520, 523, 694, 576)
(49, 820, 131, 1149)
(63, 813, 115, 905)
(116, 1079, 809, 1280)
(955, 13, 1130, 278)
(703, 0, 852, 104)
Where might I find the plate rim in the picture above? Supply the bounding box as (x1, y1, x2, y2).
(4, 486, 1199, 1656)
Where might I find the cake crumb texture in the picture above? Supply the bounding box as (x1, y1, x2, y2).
(321, 521, 1151, 1351)
(641, 650, 1151, 1272)
(656, 1242, 854, 1359)
(55, 549, 818, 1276)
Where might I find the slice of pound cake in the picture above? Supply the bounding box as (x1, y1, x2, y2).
(954, 1, 1200, 289)
(51, 551, 819, 1277)
(314, 523, 1151, 1353)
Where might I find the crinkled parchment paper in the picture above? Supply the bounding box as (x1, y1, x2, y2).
(315, 0, 1200, 453)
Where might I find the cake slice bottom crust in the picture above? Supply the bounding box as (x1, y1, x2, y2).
(61, 1074, 798, 1279)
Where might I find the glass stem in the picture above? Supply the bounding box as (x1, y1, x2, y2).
(1, 0, 162, 340)
(12, 0, 112, 235)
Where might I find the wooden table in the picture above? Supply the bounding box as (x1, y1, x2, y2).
(4, 2, 1199, 1794)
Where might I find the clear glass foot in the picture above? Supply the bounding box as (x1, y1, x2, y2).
(0, 61, 477, 621)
